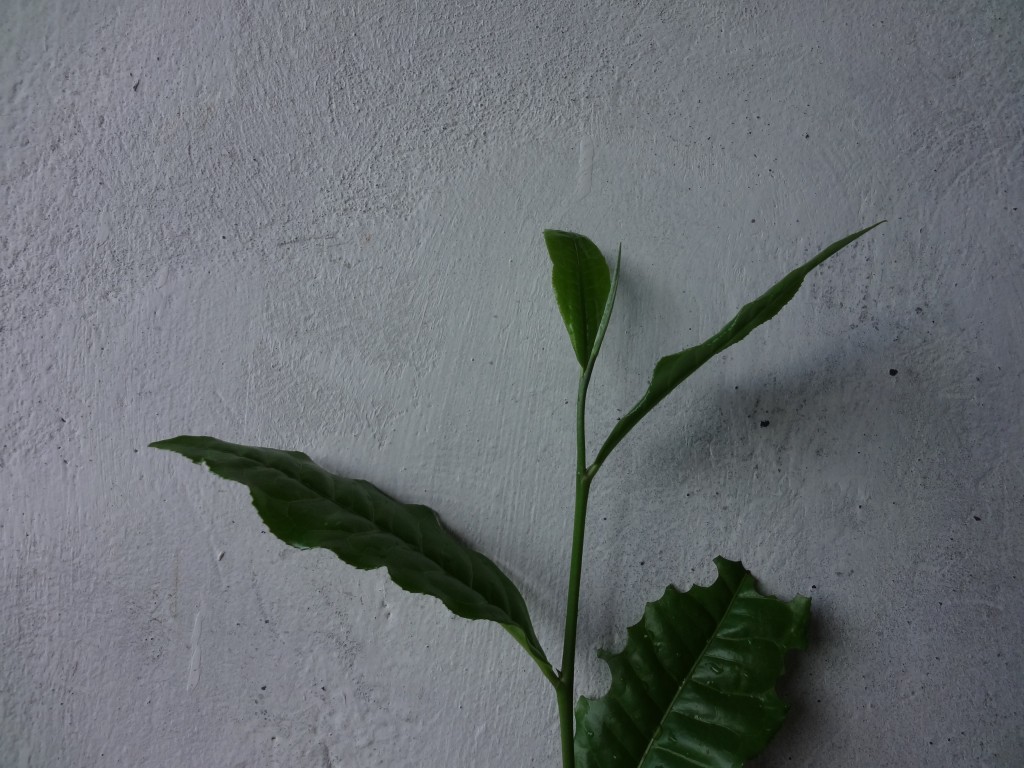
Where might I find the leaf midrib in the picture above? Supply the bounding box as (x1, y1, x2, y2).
(632, 577, 748, 768)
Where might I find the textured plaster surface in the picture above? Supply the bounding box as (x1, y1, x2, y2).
(2, 1, 1022, 766)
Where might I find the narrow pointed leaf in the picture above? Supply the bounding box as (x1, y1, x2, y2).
(586, 246, 622, 376)
(150, 435, 554, 680)
(594, 222, 885, 467)
(574, 557, 810, 768)
(545, 229, 612, 368)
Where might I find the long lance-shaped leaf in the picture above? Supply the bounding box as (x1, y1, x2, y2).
(593, 222, 885, 468)
(150, 435, 555, 682)
(545, 229, 612, 368)
(574, 557, 810, 768)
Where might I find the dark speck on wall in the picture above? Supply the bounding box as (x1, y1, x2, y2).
(889, 369, 898, 376)
(759, 420, 770, 428)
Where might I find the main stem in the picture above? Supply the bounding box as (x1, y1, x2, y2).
(557, 368, 597, 768)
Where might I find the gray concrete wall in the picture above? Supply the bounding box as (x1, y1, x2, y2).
(2, 1, 1021, 766)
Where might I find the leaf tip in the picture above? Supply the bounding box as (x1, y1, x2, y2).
(542, 228, 575, 251)
(711, 554, 747, 582)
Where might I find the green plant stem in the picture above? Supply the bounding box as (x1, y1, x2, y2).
(555, 247, 619, 767)
(555, 675, 576, 768)
(557, 470, 592, 766)
(557, 367, 598, 768)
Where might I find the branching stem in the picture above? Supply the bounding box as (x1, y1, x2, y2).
(557, 364, 600, 768)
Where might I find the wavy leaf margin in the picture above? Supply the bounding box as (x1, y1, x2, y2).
(150, 435, 555, 681)
(594, 222, 885, 467)
(574, 556, 810, 768)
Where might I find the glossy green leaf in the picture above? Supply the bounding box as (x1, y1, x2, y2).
(545, 229, 612, 368)
(574, 557, 810, 768)
(149, 435, 555, 681)
(594, 222, 885, 467)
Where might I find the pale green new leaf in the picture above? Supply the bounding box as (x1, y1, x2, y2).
(545, 229, 612, 368)
(593, 222, 885, 467)
(574, 557, 810, 768)
(150, 435, 555, 681)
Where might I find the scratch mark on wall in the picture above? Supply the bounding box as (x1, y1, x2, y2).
(574, 135, 595, 201)
(187, 605, 204, 692)
(277, 234, 338, 247)
(171, 549, 179, 620)
(241, 344, 255, 434)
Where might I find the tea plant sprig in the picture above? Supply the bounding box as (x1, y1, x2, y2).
(152, 221, 883, 767)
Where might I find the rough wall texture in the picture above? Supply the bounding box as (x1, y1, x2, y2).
(2, 1, 1022, 766)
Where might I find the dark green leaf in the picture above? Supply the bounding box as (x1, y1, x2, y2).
(150, 435, 554, 681)
(545, 229, 612, 368)
(574, 557, 810, 768)
(594, 222, 885, 467)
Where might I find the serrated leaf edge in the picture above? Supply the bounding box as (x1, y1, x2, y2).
(575, 557, 810, 768)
